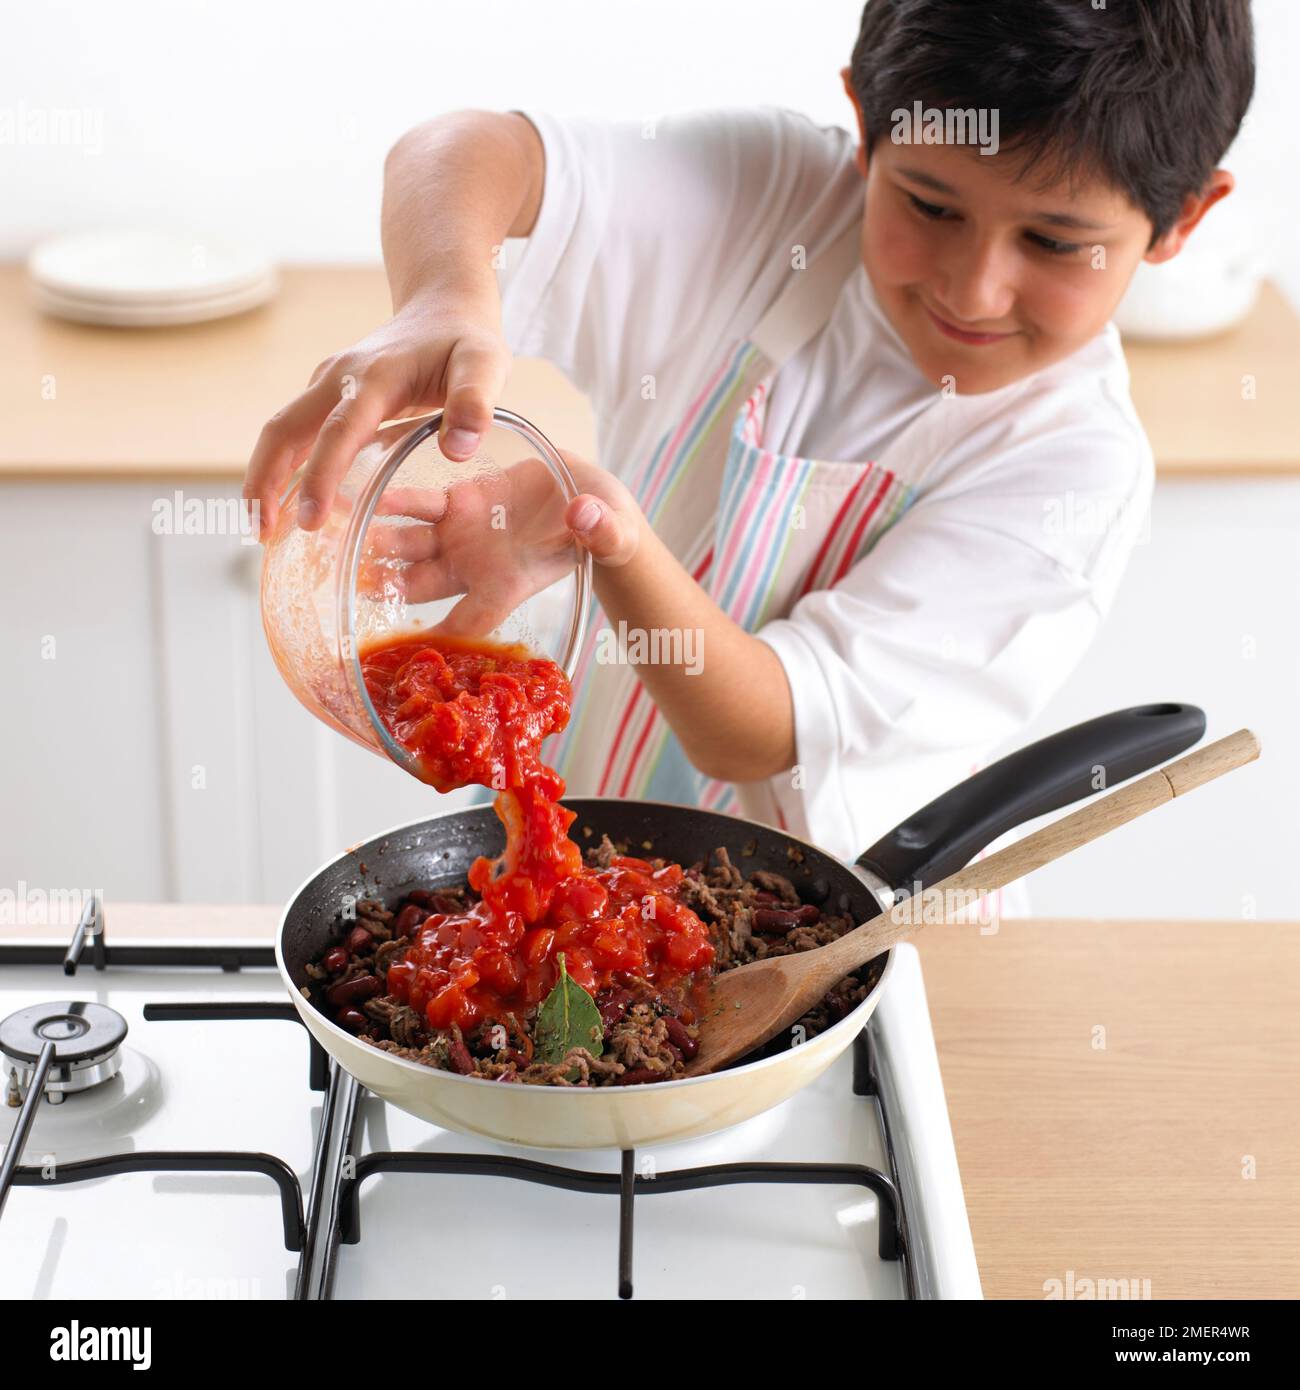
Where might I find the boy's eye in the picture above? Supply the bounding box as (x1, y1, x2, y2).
(907, 192, 952, 220)
(1026, 231, 1084, 256)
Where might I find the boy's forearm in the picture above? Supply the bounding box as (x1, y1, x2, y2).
(381, 111, 544, 312)
(591, 523, 797, 784)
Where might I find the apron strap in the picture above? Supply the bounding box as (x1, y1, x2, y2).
(748, 217, 863, 370)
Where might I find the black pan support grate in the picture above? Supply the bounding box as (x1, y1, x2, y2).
(0, 906, 913, 1300)
(329, 1029, 908, 1300)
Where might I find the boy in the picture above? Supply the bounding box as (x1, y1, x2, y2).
(244, 0, 1253, 869)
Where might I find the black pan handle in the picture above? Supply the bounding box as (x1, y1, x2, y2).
(856, 702, 1205, 893)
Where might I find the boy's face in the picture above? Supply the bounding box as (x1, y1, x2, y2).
(860, 136, 1155, 394)
(844, 77, 1228, 395)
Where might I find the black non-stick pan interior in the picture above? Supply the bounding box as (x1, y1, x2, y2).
(280, 798, 882, 987)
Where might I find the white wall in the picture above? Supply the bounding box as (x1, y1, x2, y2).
(4, 0, 1299, 302)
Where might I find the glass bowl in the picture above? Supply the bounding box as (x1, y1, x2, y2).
(260, 408, 591, 777)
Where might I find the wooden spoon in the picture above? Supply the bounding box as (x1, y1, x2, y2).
(683, 728, 1259, 1077)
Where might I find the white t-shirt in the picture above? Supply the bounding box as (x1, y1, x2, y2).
(497, 106, 1154, 913)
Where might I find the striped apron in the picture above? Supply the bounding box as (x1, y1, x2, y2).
(549, 220, 920, 834)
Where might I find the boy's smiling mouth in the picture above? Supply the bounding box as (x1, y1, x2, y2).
(922, 301, 1017, 346)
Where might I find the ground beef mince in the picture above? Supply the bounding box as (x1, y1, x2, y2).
(304, 841, 881, 1087)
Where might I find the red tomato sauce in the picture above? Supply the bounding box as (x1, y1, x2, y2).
(360, 634, 715, 1034)
(359, 634, 569, 797)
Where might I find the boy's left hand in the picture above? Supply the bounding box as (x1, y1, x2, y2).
(360, 451, 643, 636)
(559, 452, 643, 570)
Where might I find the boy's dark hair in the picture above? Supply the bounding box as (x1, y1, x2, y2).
(850, 0, 1254, 241)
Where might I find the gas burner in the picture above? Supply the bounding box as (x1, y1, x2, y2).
(1, 1001, 127, 1104)
(0, 1046, 161, 1154)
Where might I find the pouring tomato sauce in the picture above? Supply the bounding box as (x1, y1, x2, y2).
(359, 634, 714, 1034)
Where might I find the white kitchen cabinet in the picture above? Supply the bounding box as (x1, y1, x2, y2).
(0, 477, 478, 908)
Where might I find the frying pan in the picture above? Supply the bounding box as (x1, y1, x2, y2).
(277, 702, 1205, 1150)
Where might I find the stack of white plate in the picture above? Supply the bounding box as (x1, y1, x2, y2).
(28, 230, 279, 327)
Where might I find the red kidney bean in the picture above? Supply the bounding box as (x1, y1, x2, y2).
(393, 904, 426, 935)
(597, 989, 632, 1034)
(345, 925, 373, 955)
(447, 1039, 475, 1075)
(664, 1016, 699, 1060)
(337, 1007, 368, 1033)
(615, 1068, 663, 1086)
(325, 974, 380, 1008)
(753, 907, 799, 934)
(321, 946, 349, 974)
(752, 890, 781, 905)
(753, 905, 820, 934)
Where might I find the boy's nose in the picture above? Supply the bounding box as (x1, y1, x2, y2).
(939, 240, 1018, 326)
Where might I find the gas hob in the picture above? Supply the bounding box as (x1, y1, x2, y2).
(0, 906, 980, 1299)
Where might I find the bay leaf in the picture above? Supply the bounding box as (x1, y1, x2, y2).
(534, 953, 604, 1065)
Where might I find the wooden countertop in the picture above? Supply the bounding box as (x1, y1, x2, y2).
(2, 263, 1297, 479)
(1123, 283, 1300, 476)
(912, 917, 1300, 1301)
(13, 905, 1298, 1298)
(0, 265, 595, 476)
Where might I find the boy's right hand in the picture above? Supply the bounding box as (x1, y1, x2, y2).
(243, 287, 511, 540)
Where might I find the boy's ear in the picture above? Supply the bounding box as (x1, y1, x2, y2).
(1144, 170, 1235, 265)
(840, 65, 869, 178)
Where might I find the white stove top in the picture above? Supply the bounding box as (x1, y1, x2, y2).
(0, 942, 980, 1300)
